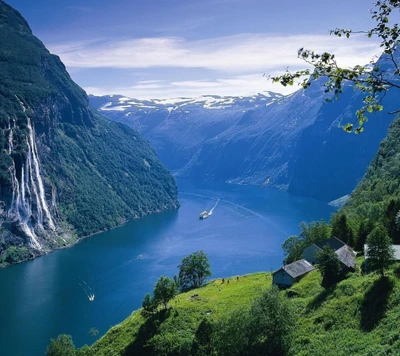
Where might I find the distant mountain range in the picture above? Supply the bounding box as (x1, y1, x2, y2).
(90, 68, 400, 202)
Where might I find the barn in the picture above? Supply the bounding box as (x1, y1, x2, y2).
(272, 259, 315, 287)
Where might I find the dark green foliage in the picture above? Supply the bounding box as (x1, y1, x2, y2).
(191, 318, 213, 356)
(213, 287, 295, 356)
(212, 309, 251, 356)
(366, 224, 395, 276)
(341, 115, 400, 248)
(282, 220, 331, 264)
(355, 219, 374, 251)
(178, 251, 212, 291)
(153, 276, 178, 310)
(331, 213, 354, 246)
(360, 276, 394, 331)
(384, 199, 400, 243)
(46, 117, 179, 237)
(247, 287, 295, 355)
(142, 293, 157, 315)
(316, 245, 342, 287)
(46, 334, 76, 356)
(0, 246, 31, 265)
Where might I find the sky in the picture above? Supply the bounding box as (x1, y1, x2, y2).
(5, 0, 395, 99)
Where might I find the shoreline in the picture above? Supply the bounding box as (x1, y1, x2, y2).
(0, 202, 180, 269)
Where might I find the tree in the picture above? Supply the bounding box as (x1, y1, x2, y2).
(142, 293, 157, 315)
(366, 224, 395, 276)
(331, 213, 354, 246)
(178, 251, 212, 291)
(191, 317, 214, 356)
(316, 245, 342, 287)
(247, 286, 295, 355)
(282, 235, 304, 265)
(282, 220, 331, 264)
(355, 219, 375, 251)
(153, 276, 178, 310)
(272, 0, 400, 133)
(46, 334, 76, 356)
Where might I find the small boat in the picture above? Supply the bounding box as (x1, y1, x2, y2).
(199, 211, 209, 219)
(88, 294, 95, 302)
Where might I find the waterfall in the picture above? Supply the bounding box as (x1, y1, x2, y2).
(7, 117, 15, 154)
(26, 117, 56, 230)
(7, 98, 57, 249)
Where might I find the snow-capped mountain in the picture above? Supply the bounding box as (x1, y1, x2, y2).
(90, 80, 398, 201)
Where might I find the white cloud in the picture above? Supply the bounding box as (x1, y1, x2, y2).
(84, 73, 298, 99)
(50, 33, 380, 73)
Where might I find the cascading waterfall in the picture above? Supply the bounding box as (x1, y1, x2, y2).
(7, 99, 57, 249)
(26, 117, 56, 230)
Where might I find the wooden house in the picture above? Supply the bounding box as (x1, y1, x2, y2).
(272, 259, 315, 287)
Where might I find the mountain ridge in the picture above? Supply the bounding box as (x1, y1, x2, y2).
(90, 75, 399, 202)
(0, 1, 179, 266)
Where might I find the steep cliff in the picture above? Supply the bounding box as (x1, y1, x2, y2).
(0, 1, 179, 266)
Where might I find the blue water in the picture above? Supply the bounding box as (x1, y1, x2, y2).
(0, 179, 335, 355)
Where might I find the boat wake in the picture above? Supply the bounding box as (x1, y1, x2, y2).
(208, 198, 220, 216)
(78, 280, 95, 301)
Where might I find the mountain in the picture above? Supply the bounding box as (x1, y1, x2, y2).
(0, 2, 179, 266)
(90, 70, 399, 201)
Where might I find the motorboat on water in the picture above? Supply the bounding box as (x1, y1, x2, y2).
(199, 211, 209, 219)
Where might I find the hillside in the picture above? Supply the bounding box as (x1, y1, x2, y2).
(75, 261, 400, 355)
(343, 114, 400, 222)
(90, 64, 400, 202)
(0, 2, 179, 266)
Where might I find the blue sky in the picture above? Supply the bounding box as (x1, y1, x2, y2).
(6, 0, 393, 99)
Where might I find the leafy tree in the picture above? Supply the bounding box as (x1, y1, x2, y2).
(282, 235, 304, 264)
(331, 213, 354, 246)
(282, 220, 331, 264)
(178, 251, 212, 291)
(141, 293, 157, 315)
(247, 286, 295, 355)
(212, 309, 250, 356)
(316, 245, 342, 288)
(383, 199, 400, 242)
(191, 317, 214, 356)
(153, 276, 178, 310)
(366, 224, 395, 276)
(272, 0, 400, 133)
(355, 219, 375, 251)
(46, 334, 76, 356)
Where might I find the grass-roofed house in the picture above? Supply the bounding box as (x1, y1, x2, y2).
(272, 259, 315, 288)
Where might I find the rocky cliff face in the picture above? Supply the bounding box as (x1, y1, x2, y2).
(0, 2, 179, 266)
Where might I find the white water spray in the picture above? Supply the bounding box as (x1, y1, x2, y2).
(208, 198, 220, 216)
(7, 98, 57, 249)
(78, 280, 95, 301)
(26, 117, 55, 230)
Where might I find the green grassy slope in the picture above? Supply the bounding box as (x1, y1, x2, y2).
(84, 262, 400, 355)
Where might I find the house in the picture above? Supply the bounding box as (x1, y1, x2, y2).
(303, 236, 356, 271)
(303, 237, 345, 264)
(272, 259, 315, 287)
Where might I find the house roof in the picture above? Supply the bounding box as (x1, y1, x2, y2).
(335, 245, 357, 269)
(315, 236, 345, 251)
(273, 259, 315, 278)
